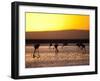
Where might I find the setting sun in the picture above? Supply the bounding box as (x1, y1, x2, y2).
(26, 12, 89, 32)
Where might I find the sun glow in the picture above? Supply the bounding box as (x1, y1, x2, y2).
(26, 12, 89, 32)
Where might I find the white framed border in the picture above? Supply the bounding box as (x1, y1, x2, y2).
(19, 5, 96, 76)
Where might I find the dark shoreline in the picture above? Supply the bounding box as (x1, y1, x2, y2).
(26, 39, 89, 44)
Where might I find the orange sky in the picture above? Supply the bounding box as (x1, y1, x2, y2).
(26, 12, 89, 32)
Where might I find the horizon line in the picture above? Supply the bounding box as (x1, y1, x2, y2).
(26, 29, 89, 32)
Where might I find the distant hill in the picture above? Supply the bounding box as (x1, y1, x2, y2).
(26, 30, 89, 40)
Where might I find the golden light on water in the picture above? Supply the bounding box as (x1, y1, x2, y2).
(26, 12, 89, 32)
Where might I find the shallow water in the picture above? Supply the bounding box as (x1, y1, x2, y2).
(25, 44, 89, 68)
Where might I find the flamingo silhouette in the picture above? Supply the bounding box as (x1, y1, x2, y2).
(33, 43, 40, 58)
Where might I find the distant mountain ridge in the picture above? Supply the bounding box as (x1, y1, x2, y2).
(26, 30, 89, 40)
